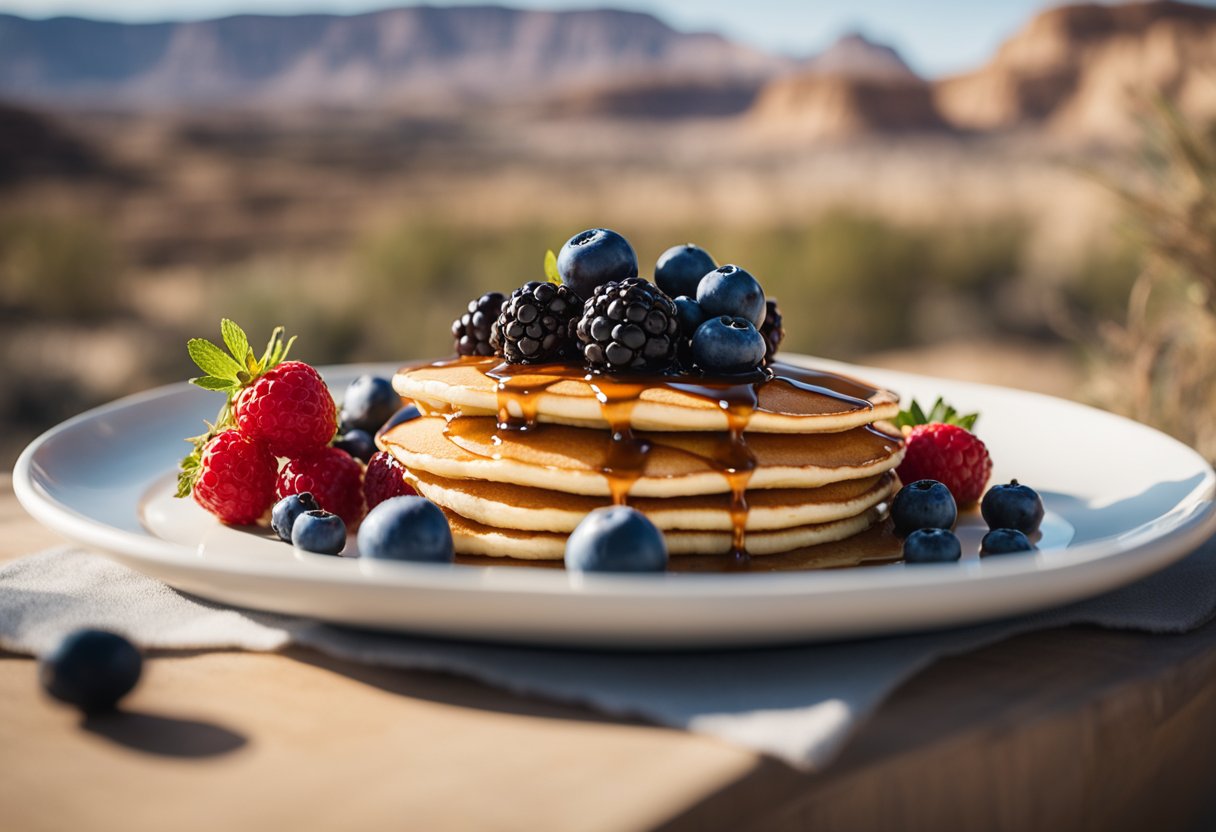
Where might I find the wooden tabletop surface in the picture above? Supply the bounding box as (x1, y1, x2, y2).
(3, 475, 1216, 832)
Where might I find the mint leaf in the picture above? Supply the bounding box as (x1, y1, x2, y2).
(544, 249, 560, 284)
(220, 319, 251, 370)
(188, 338, 242, 381)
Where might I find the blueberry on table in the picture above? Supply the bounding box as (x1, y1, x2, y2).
(981, 480, 1044, 534)
(891, 479, 958, 536)
(696, 265, 766, 328)
(903, 528, 962, 564)
(557, 228, 638, 298)
(271, 492, 321, 543)
(291, 510, 347, 555)
(981, 528, 1036, 556)
(655, 243, 717, 299)
(40, 629, 142, 713)
(690, 316, 767, 374)
(565, 506, 668, 573)
(341, 375, 401, 435)
(357, 496, 454, 562)
(334, 428, 376, 463)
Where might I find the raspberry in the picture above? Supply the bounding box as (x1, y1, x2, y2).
(490, 281, 581, 364)
(897, 423, 992, 506)
(234, 360, 337, 457)
(760, 298, 784, 363)
(363, 450, 415, 511)
(452, 291, 506, 357)
(575, 277, 679, 371)
(191, 429, 277, 525)
(277, 446, 365, 526)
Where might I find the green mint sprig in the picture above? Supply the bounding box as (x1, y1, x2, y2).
(544, 249, 561, 285)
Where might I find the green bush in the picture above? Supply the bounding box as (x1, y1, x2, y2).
(0, 216, 123, 319)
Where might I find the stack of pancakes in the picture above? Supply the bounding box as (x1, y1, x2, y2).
(384, 358, 905, 561)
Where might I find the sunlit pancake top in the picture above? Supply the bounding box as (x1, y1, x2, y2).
(380, 415, 904, 498)
(393, 356, 900, 433)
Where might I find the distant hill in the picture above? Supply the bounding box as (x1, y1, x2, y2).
(935, 0, 1216, 140)
(748, 33, 946, 140)
(801, 32, 918, 82)
(0, 6, 781, 110)
(0, 102, 107, 184)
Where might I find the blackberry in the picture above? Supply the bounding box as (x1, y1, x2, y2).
(576, 277, 679, 372)
(760, 298, 784, 362)
(452, 291, 505, 357)
(491, 281, 581, 364)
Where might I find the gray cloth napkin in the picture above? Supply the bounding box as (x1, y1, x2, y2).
(3, 542, 1215, 770)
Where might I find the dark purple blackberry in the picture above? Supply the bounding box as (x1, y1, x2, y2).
(452, 291, 505, 357)
(576, 277, 679, 372)
(490, 281, 581, 364)
(760, 298, 784, 363)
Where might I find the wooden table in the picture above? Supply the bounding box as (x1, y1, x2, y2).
(3, 475, 1216, 832)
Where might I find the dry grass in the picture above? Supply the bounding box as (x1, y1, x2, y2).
(1082, 100, 1216, 458)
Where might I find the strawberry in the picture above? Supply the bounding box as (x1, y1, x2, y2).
(363, 450, 416, 511)
(177, 320, 336, 523)
(894, 398, 992, 506)
(277, 446, 365, 527)
(185, 429, 277, 525)
(233, 360, 337, 457)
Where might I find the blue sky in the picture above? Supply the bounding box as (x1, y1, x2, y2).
(0, 0, 1207, 77)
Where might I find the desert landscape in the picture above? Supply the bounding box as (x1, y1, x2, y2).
(2, 0, 1215, 465)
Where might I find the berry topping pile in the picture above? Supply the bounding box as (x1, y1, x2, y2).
(451, 228, 785, 377)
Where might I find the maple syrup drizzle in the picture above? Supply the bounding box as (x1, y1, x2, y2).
(585, 378, 651, 506)
(417, 355, 892, 566)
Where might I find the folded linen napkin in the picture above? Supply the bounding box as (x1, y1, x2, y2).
(2, 542, 1214, 770)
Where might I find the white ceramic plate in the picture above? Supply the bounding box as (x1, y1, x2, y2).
(14, 358, 1216, 649)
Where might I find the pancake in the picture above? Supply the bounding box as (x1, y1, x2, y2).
(381, 415, 905, 498)
(394, 357, 899, 433)
(410, 469, 898, 532)
(444, 506, 887, 559)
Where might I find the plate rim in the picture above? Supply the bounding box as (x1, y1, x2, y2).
(13, 356, 1216, 604)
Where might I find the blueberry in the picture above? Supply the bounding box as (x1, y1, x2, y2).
(557, 228, 638, 298)
(271, 492, 321, 543)
(981, 480, 1044, 534)
(890, 479, 957, 536)
(673, 295, 706, 336)
(357, 496, 454, 562)
(291, 510, 347, 555)
(40, 629, 142, 713)
(903, 528, 962, 564)
(375, 404, 422, 442)
(655, 244, 716, 299)
(690, 316, 767, 374)
(341, 375, 400, 434)
(980, 528, 1036, 556)
(564, 506, 668, 573)
(334, 428, 376, 463)
(696, 265, 765, 327)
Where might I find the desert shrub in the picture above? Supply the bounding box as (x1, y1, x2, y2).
(1081, 100, 1216, 458)
(0, 216, 123, 319)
